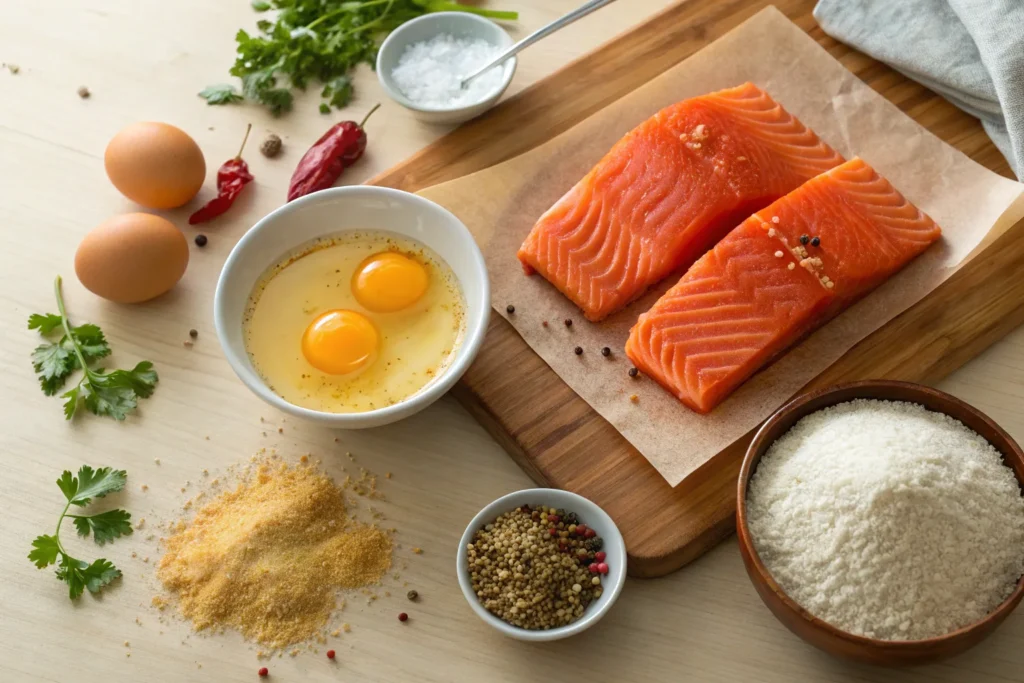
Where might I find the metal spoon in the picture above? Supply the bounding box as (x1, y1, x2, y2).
(460, 0, 618, 89)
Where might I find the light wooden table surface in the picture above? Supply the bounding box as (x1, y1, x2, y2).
(2, 1, 1023, 681)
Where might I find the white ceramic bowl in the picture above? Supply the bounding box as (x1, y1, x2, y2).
(457, 488, 627, 641)
(376, 12, 516, 125)
(214, 186, 490, 429)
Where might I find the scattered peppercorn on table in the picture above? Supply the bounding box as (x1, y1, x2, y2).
(1, 1, 1024, 682)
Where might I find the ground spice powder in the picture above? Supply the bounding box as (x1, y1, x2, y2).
(157, 461, 392, 648)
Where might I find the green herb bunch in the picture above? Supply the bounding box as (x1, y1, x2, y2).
(28, 466, 132, 600)
(200, 0, 518, 116)
(30, 276, 158, 421)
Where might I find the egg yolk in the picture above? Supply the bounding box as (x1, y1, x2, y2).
(301, 310, 378, 375)
(352, 252, 429, 313)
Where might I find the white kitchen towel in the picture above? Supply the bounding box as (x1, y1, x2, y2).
(815, 0, 1024, 177)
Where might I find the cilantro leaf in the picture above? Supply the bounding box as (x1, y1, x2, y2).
(76, 363, 159, 420)
(57, 465, 128, 506)
(56, 555, 87, 599)
(80, 382, 136, 421)
(32, 342, 74, 395)
(57, 554, 122, 599)
(70, 323, 110, 364)
(240, 67, 277, 100)
(28, 535, 61, 568)
(61, 384, 81, 420)
(31, 276, 157, 421)
(322, 75, 353, 109)
(199, 84, 243, 105)
(28, 313, 63, 335)
(258, 88, 293, 117)
(81, 558, 121, 595)
(31, 465, 130, 600)
(251, 0, 271, 10)
(72, 510, 133, 545)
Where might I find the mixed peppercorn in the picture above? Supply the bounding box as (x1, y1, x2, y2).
(466, 505, 608, 630)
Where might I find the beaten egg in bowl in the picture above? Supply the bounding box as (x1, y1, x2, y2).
(243, 232, 466, 413)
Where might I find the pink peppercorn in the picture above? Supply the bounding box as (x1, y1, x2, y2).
(594, 551, 606, 562)
(548, 528, 558, 536)
(326, 650, 336, 659)
(547, 514, 559, 523)
(258, 667, 269, 677)
(398, 612, 409, 622)
(589, 563, 600, 574)
(597, 562, 609, 574)
(584, 528, 597, 539)
(575, 524, 587, 536)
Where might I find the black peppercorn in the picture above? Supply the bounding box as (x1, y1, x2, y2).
(810, 236, 821, 247)
(506, 304, 515, 314)
(628, 367, 639, 378)
(564, 318, 573, 327)
(189, 329, 198, 339)
(195, 234, 208, 247)
(574, 346, 583, 355)
(799, 234, 810, 245)
(601, 347, 611, 357)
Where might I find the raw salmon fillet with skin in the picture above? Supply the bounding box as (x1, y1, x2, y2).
(625, 158, 942, 414)
(517, 82, 844, 322)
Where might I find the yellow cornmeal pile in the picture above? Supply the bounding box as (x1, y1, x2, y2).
(157, 461, 392, 648)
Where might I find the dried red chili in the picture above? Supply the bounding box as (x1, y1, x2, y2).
(287, 104, 381, 202)
(189, 124, 254, 225)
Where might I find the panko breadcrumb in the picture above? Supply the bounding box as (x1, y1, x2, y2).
(157, 461, 392, 648)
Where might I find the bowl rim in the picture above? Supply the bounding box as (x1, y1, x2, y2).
(455, 488, 628, 641)
(736, 379, 1024, 652)
(213, 185, 490, 425)
(375, 11, 517, 114)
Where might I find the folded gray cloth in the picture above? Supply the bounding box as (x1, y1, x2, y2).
(814, 0, 1024, 177)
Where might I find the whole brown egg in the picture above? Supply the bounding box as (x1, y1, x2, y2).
(75, 213, 190, 303)
(104, 122, 206, 209)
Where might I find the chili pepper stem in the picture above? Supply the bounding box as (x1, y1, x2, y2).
(235, 123, 253, 160)
(359, 103, 382, 129)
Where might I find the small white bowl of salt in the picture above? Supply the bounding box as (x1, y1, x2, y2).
(376, 12, 516, 125)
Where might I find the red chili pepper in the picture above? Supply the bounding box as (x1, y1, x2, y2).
(287, 104, 381, 202)
(189, 124, 254, 225)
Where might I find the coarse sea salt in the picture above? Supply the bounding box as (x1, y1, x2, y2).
(746, 399, 1024, 641)
(391, 33, 504, 109)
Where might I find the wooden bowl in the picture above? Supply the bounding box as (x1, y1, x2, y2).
(736, 380, 1024, 667)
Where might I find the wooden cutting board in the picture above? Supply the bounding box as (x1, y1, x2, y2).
(368, 0, 1024, 577)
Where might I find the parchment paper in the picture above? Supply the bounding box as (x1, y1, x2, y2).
(419, 7, 1024, 486)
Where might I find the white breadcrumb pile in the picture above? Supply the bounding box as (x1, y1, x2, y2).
(747, 399, 1024, 641)
(391, 33, 503, 109)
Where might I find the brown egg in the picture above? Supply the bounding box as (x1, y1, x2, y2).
(104, 122, 206, 209)
(75, 213, 190, 303)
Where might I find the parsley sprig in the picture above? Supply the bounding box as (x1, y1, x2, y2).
(28, 466, 131, 600)
(200, 0, 518, 116)
(30, 276, 158, 421)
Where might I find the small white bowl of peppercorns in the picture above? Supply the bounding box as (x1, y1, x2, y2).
(457, 488, 627, 641)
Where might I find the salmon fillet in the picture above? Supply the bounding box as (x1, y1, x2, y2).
(625, 158, 942, 414)
(517, 82, 844, 321)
